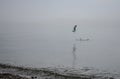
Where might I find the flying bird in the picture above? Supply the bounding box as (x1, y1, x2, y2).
(72, 25, 77, 32)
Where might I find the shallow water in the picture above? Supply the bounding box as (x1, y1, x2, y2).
(0, 24, 120, 72)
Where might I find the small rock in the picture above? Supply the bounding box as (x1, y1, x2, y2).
(31, 76, 37, 79)
(109, 77, 114, 79)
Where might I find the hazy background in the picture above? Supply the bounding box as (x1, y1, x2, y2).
(0, 0, 120, 72)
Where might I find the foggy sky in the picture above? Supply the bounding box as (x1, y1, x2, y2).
(0, 0, 120, 26)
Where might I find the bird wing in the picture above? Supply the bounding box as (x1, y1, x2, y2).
(72, 25, 77, 32)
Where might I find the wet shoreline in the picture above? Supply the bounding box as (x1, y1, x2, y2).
(0, 63, 91, 79)
(0, 63, 119, 79)
(0, 73, 30, 79)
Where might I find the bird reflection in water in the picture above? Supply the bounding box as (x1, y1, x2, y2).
(72, 44, 77, 68)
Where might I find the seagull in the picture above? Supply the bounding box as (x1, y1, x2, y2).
(72, 25, 77, 32)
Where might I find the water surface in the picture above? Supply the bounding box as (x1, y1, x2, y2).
(0, 24, 120, 72)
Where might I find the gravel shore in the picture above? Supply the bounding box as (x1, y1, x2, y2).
(0, 63, 120, 79)
(0, 73, 30, 79)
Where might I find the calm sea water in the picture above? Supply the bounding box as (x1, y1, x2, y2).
(0, 24, 120, 72)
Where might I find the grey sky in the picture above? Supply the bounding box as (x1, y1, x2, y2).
(0, 0, 120, 26)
